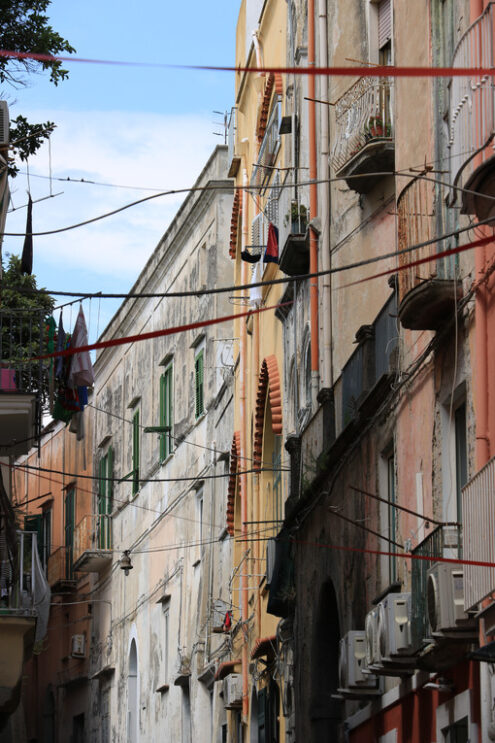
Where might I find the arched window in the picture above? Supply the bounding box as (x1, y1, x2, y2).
(128, 639, 138, 743)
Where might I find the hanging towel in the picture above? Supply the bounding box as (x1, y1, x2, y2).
(68, 306, 94, 388)
(249, 260, 263, 307)
(264, 222, 279, 264)
(21, 195, 33, 275)
(241, 249, 261, 263)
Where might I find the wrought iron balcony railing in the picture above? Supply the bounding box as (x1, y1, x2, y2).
(449, 2, 495, 216)
(396, 176, 461, 330)
(74, 514, 112, 560)
(331, 76, 394, 192)
(0, 530, 40, 616)
(410, 524, 462, 651)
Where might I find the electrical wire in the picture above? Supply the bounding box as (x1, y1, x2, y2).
(16, 212, 495, 305)
(13, 461, 288, 484)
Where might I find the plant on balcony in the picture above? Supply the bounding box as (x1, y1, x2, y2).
(364, 115, 391, 141)
(285, 202, 308, 233)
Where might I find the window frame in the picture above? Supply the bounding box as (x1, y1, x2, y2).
(194, 349, 205, 419)
(132, 410, 140, 497)
(160, 362, 174, 462)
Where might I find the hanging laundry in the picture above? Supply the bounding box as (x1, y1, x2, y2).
(55, 311, 66, 379)
(68, 305, 94, 388)
(263, 222, 279, 264)
(249, 259, 263, 307)
(21, 194, 33, 275)
(240, 249, 261, 263)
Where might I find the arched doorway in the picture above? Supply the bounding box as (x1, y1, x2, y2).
(128, 639, 138, 743)
(310, 580, 342, 740)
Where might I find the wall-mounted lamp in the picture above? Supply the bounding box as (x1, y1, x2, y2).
(121, 550, 133, 576)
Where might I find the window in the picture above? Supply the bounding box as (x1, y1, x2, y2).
(98, 447, 113, 549)
(65, 485, 75, 580)
(197, 487, 204, 544)
(41, 507, 51, 571)
(387, 452, 397, 583)
(195, 349, 204, 418)
(160, 364, 173, 461)
(272, 436, 283, 525)
(454, 402, 467, 525)
(132, 411, 140, 497)
(162, 600, 170, 683)
(25, 507, 51, 572)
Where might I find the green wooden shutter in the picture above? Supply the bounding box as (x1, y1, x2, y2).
(160, 373, 166, 461)
(195, 351, 204, 418)
(107, 446, 114, 512)
(132, 411, 140, 496)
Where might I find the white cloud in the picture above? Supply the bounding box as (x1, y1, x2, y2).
(4, 109, 221, 286)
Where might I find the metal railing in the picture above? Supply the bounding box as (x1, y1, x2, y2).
(397, 176, 457, 304)
(410, 524, 462, 650)
(449, 2, 495, 196)
(73, 514, 112, 564)
(0, 530, 39, 614)
(462, 455, 495, 611)
(0, 309, 46, 395)
(47, 545, 74, 585)
(332, 77, 393, 173)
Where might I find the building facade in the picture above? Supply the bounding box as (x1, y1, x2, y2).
(87, 145, 235, 742)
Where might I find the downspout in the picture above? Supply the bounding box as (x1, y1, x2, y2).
(317, 0, 333, 389)
(470, 3, 491, 741)
(308, 0, 320, 402)
(240, 168, 250, 721)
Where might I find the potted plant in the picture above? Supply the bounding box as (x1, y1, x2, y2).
(288, 202, 308, 233)
(364, 115, 391, 140)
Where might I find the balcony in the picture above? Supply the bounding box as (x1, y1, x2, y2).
(0, 530, 46, 717)
(47, 546, 76, 592)
(0, 309, 47, 457)
(331, 77, 394, 193)
(411, 525, 459, 651)
(449, 3, 495, 219)
(397, 177, 461, 330)
(73, 514, 112, 573)
(462, 455, 495, 611)
(279, 202, 309, 277)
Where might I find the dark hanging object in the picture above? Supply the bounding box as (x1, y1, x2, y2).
(241, 249, 262, 263)
(21, 194, 33, 275)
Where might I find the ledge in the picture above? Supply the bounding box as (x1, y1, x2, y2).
(156, 683, 170, 694)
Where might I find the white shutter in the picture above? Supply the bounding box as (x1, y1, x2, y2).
(378, 0, 392, 50)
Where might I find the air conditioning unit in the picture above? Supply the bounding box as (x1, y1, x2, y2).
(266, 538, 276, 587)
(378, 593, 412, 658)
(0, 102, 9, 147)
(427, 563, 469, 633)
(71, 634, 86, 658)
(365, 606, 380, 668)
(223, 673, 242, 709)
(338, 631, 380, 693)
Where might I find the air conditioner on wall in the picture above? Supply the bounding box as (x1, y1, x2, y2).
(338, 631, 380, 694)
(71, 634, 86, 658)
(223, 673, 242, 709)
(378, 592, 412, 658)
(365, 606, 380, 668)
(426, 563, 470, 634)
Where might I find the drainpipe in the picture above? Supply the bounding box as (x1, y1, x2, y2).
(308, 0, 320, 402)
(317, 0, 333, 389)
(470, 2, 492, 739)
(240, 168, 250, 721)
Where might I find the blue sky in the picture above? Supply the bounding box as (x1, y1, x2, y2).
(2, 0, 240, 339)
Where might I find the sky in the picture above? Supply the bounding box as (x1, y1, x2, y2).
(2, 0, 240, 340)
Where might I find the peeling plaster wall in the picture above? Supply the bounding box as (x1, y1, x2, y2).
(90, 146, 234, 742)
